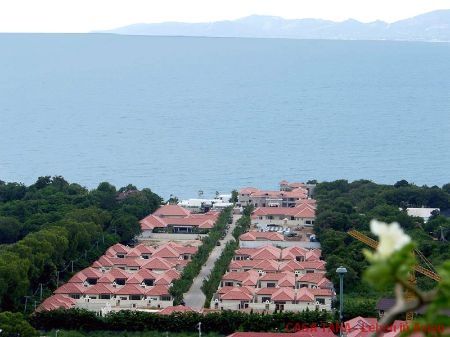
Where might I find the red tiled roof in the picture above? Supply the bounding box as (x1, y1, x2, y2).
(256, 287, 279, 295)
(299, 260, 326, 270)
(105, 243, 130, 256)
(240, 231, 285, 242)
(279, 260, 305, 272)
(252, 204, 315, 218)
(153, 204, 190, 217)
(159, 305, 194, 315)
(253, 260, 279, 272)
(140, 215, 167, 230)
(296, 287, 315, 302)
(114, 284, 146, 295)
(84, 283, 116, 295)
(80, 267, 103, 279)
(37, 294, 77, 312)
(220, 288, 253, 301)
(127, 244, 155, 257)
(152, 244, 181, 258)
(251, 245, 282, 260)
(92, 255, 114, 268)
(298, 273, 330, 286)
(310, 288, 334, 297)
(54, 283, 85, 295)
(142, 257, 174, 270)
(272, 287, 295, 301)
(239, 187, 259, 195)
(146, 285, 170, 296)
(222, 270, 260, 286)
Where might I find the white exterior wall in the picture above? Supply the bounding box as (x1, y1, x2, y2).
(239, 240, 321, 249)
(75, 295, 173, 312)
(252, 217, 314, 228)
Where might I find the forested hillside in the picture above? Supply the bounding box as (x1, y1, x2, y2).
(0, 176, 161, 312)
(314, 179, 450, 301)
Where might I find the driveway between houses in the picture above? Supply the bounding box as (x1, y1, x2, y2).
(183, 214, 241, 310)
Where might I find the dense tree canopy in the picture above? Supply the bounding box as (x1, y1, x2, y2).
(0, 176, 162, 312)
(314, 179, 450, 301)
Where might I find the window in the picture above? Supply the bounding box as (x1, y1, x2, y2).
(306, 270, 314, 273)
(267, 215, 273, 220)
(267, 282, 276, 288)
(316, 298, 325, 305)
(144, 279, 154, 286)
(130, 295, 141, 301)
(117, 254, 125, 258)
(225, 282, 234, 287)
(70, 294, 81, 299)
(290, 216, 295, 220)
(100, 294, 111, 300)
(261, 297, 271, 303)
(161, 296, 172, 301)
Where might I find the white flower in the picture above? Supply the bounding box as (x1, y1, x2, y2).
(370, 220, 411, 259)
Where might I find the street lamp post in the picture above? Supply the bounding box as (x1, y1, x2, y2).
(336, 266, 347, 337)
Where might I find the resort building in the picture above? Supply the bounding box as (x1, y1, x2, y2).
(179, 194, 233, 213)
(38, 242, 197, 314)
(237, 181, 314, 208)
(251, 200, 316, 228)
(139, 204, 220, 236)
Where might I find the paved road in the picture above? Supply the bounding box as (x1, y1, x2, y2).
(183, 214, 241, 310)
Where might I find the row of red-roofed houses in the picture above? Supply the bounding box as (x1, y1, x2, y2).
(210, 245, 334, 312)
(139, 204, 220, 237)
(38, 242, 198, 314)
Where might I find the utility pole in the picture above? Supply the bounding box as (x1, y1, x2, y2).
(24, 296, 30, 313)
(197, 322, 202, 337)
(39, 283, 43, 300)
(336, 266, 347, 337)
(56, 271, 60, 287)
(71, 260, 74, 273)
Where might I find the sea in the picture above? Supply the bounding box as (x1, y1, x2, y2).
(1, 34, 449, 198)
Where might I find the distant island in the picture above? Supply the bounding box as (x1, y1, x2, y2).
(97, 9, 450, 42)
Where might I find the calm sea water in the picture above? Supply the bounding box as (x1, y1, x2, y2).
(1, 34, 449, 198)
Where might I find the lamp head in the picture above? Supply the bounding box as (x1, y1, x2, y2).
(336, 266, 347, 275)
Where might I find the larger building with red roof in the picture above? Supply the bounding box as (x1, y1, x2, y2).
(139, 204, 220, 236)
(237, 181, 314, 208)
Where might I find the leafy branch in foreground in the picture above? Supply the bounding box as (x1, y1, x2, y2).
(362, 220, 449, 337)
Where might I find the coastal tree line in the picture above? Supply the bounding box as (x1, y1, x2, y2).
(0, 176, 162, 313)
(313, 179, 450, 314)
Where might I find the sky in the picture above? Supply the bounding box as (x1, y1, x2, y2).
(1, 0, 450, 33)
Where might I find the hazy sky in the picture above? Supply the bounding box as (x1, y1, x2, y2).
(1, 0, 450, 33)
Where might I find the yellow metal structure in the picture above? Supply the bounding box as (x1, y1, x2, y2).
(347, 229, 441, 321)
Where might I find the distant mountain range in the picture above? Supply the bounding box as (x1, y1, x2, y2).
(98, 10, 450, 42)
